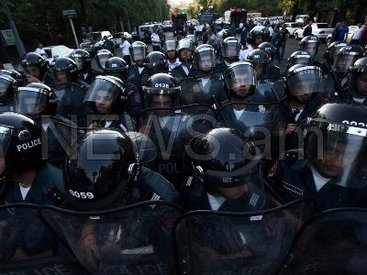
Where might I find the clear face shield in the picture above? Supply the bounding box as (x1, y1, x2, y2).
(0, 78, 13, 103)
(302, 42, 318, 58)
(15, 88, 48, 116)
(308, 127, 367, 188)
(287, 67, 323, 101)
(196, 50, 216, 72)
(333, 54, 359, 73)
(85, 79, 122, 114)
(131, 47, 146, 63)
(224, 65, 256, 97)
(0, 126, 12, 176)
(350, 72, 367, 97)
(223, 41, 240, 60)
(74, 57, 86, 71)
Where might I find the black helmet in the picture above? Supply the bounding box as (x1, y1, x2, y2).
(129, 41, 148, 63)
(69, 49, 92, 71)
(84, 75, 129, 114)
(144, 51, 168, 73)
(163, 40, 177, 54)
(348, 57, 367, 98)
(96, 49, 114, 69)
(247, 26, 268, 45)
(142, 73, 181, 108)
(221, 37, 240, 61)
(15, 83, 57, 117)
(333, 45, 364, 74)
(258, 41, 277, 62)
(0, 75, 17, 104)
(20, 52, 48, 75)
(104, 57, 129, 79)
(52, 57, 79, 83)
(325, 41, 347, 65)
(287, 50, 311, 68)
(246, 49, 271, 78)
(64, 129, 139, 209)
(193, 44, 216, 72)
(305, 102, 367, 188)
(187, 128, 264, 208)
(299, 35, 320, 58)
(223, 61, 256, 97)
(0, 69, 27, 86)
(286, 64, 324, 97)
(0, 112, 44, 175)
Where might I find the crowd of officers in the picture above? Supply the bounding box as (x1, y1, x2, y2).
(0, 24, 367, 265)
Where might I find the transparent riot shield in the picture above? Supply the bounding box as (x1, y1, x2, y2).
(175, 198, 314, 275)
(280, 208, 367, 275)
(41, 201, 183, 275)
(137, 104, 216, 187)
(0, 203, 85, 273)
(250, 76, 286, 104)
(53, 83, 89, 126)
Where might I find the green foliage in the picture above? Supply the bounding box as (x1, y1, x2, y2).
(2, 0, 169, 50)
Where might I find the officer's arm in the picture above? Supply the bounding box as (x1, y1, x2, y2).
(136, 166, 182, 205)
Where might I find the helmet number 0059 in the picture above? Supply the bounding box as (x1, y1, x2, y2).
(69, 189, 94, 200)
(155, 83, 169, 88)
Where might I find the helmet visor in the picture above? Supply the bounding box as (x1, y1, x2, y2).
(349, 72, 367, 97)
(97, 54, 111, 69)
(0, 77, 14, 102)
(302, 43, 318, 57)
(224, 64, 256, 90)
(131, 47, 146, 62)
(85, 78, 122, 113)
(222, 41, 240, 59)
(287, 67, 323, 95)
(0, 126, 12, 175)
(15, 88, 48, 116)
(308, 127, 367, 188)
(74, 57, 86, 70)
(196, 49, 216, 71)
(333, 55, 358, 73)
(288, 55, 311, 67)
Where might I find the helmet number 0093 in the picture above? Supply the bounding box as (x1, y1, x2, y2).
(69, 189, 94, 199)
(155, 83, 169, 88)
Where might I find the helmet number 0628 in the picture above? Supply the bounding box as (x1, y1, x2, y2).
(69, 189, 94, 200)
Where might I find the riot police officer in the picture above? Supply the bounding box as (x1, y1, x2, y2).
(267, 102, 367, 212)
(171, 38, 197, 81)
(239, 26, 269, 61)
(64, 129, 181, 210)
(0, 74, 17, 112)
(14, 82, 79, 168)
(84, 75, 135, 132)
(258, 41, 277, 64)
(287, 50, 311, 69)
(69, 49, 98, 84)
(141, 73, 181, 109)
(127, 41, 148, 90)
(216, 36, 241, 74)
(347, 57, 367, 104)
(163, 40, 181, 73)
(182, 127, 269, 211)
(299, 35, 320, 63)
(181, 44, 226, 105)
(20, 52, 54, 86)
(95, 49, 114, 72)
(141, 51, 169, 86)
(104, 56, 142, 117)
(52, 57, 89, 91)
(0, 112, 66, 205)
(245, 49, 273, 79)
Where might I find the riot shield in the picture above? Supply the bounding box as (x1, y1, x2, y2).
(250, 76, 286, 104)
(52, 83, 89, 126)
(41, 201, 183, 275)
(280, 208, 367, 275)
(179, 75, 227, 106)
(0, 203, 85, 273)
(137, 104, 216, 187)
(175, 198, 314, 275)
